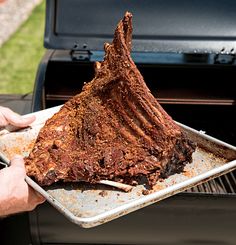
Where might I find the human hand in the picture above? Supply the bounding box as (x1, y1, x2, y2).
(0, 106, 35, 128)
(0, 155, 45, 217)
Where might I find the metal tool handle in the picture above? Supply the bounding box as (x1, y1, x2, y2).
(0, 153, 10, 168)
(0, 160, 9, 168)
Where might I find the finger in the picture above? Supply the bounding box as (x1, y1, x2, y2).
(30, 187, 46, 203)
(6, 113, 35, 128)
(0, 107, 21, 126)
(28, 187, 46, 210)
(10, 155, 26, 174)
(35, 191, 46, 203)
(30, 187, 46, 204)
(0, 106, 35, 127)
(16, 115, 36, 127)
(0, 107, 9, 126)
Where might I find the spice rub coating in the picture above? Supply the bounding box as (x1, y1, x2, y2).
(25, 12, 196, 187)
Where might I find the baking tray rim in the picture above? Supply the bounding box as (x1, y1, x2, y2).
(26, 157, 236, 227)
(0, 106, 236, 227)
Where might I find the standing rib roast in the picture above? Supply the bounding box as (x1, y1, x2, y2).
(25, 12, 196, 187)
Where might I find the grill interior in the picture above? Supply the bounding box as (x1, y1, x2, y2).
(42, 52, 236, 195)
(187, 171, 236, 194)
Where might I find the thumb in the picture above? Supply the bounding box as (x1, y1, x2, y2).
(0, 106, 35, 128)
(10, 155, 26, 172)
(7, 114, 36, 128)
(17, 115, 36, 127)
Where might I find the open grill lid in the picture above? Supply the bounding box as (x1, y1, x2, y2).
(45, 0, 236, 54)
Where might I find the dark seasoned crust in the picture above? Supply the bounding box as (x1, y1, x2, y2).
(25, 12, 196, 187)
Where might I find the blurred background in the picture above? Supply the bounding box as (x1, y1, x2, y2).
(0, 0, 45, 94)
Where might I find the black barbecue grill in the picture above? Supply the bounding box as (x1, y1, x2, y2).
(2, 0, 236, 244)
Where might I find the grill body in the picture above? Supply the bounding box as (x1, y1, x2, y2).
(3, 0, 236, 243)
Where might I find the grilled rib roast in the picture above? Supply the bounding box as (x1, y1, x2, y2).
(25, 12, 196, 187)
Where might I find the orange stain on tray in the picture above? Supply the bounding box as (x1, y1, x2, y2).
(183, 170, 194, 178)
(2, 136, 36, 159)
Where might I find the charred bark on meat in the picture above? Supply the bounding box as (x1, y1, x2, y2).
(25, 12, 196, 187)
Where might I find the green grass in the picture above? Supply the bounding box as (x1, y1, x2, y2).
(0, 1, 45, 94)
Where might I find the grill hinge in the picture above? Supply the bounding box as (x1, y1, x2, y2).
(214, 53, 236, 64)
(71, 50, 91, 61)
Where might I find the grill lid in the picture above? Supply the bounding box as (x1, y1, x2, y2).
(45, 0, 236, 54)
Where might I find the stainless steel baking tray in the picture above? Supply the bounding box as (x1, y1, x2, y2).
(0, 106, 236, 228)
